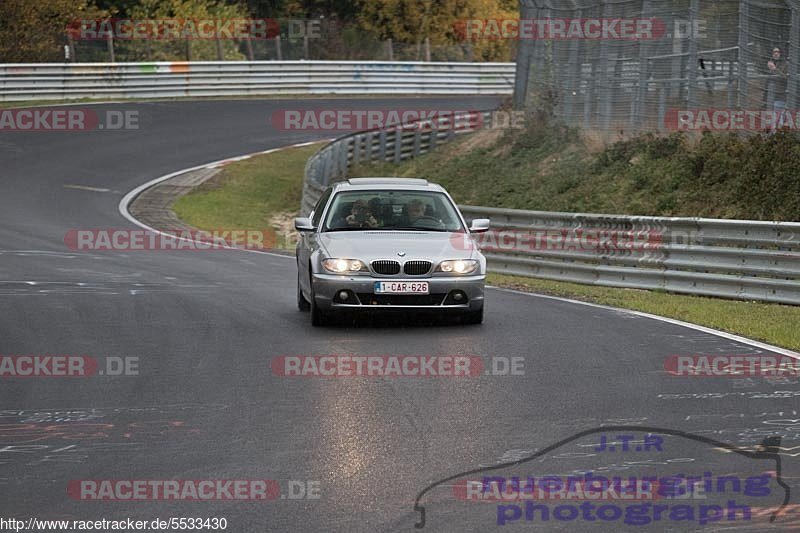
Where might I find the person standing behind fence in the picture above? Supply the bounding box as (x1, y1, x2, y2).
(766, 47, 789, 130)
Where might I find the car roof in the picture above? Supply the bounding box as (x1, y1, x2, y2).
(335, 177, 445, 192)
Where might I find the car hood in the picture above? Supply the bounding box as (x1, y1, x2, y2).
(317, 231, 477, 262)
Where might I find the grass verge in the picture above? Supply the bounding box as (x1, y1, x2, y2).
(172, 139, 800, 352)
(172, 143, 322, 249)
(488, 273, 800, 352)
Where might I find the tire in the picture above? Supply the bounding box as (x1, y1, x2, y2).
(297, 269, 310, 311)
(310, 283, 327, 327)
(463, 306, 484, 325)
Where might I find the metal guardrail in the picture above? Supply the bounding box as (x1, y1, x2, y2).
(301, 114, 800, 306)
(0, 61, 515, 102)
(458, 206, 800, 305)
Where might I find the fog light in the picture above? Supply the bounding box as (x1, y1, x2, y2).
(453, 293, 464, 301)
(339, 291, 350, 301)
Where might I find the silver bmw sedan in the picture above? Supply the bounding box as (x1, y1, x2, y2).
(295, 178, 490, 326)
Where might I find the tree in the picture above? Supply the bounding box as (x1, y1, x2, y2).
(122, 0, 250, 61)
(0, 0, 107, 62)
(357, 0, 517, 61)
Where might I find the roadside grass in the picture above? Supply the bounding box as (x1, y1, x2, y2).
(172, 139, 800, 352)
(350, 124, 800, 222)
(172, 143, 322, 249)
(488, 273, 800, 352)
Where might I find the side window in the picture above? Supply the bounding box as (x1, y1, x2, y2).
(311, 187, 332, 228)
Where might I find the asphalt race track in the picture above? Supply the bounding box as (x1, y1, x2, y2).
(1, 97, 799, 531)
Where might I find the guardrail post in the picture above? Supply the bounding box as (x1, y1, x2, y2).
(378, 130, 387, 160)
(413, 127, 422, 156)
(352, 135, 361, 167)
(321, 151, 332, 185)
(393, 129, 402, 163)
(365, 132, 374, 161)
(339, 141, 349, 177)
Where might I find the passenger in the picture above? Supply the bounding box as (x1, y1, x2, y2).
(345, 199, 378, 228)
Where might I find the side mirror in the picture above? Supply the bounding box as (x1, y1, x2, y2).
(294, 217, 315, 232)
(469, 218, 491, 233)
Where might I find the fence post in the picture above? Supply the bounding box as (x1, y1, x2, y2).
(564, 16, 582, 125)
(737, 0, 749, 107)
(66, 34, 76, 63)
(593, 1, 612, 131)
(215, 22, 224, 61)
(245, 38, 255, 61)
(107, 32, 115, 62)
(686, 0, 700, 109)
(583, 59, 594, 129)
(635, 0, 652, 131)
(513, 3, 538, 109)
(727, 59, 735, 108)
(788, 4, 800, 110)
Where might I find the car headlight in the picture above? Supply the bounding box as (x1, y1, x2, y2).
(322, 258, 367, 274)
(436, 259, 479, 275)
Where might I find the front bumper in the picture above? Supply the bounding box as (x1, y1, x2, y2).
(311, 273, 485, 312)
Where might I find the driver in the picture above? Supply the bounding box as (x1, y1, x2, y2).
(407, 200, 426, 224)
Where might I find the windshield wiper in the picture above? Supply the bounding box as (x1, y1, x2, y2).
(389, 227, 450, 232)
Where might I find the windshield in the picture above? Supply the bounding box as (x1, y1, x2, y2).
(322, 190, 465, 232)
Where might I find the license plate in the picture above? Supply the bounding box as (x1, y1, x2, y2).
(374, 281, 429, 294)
